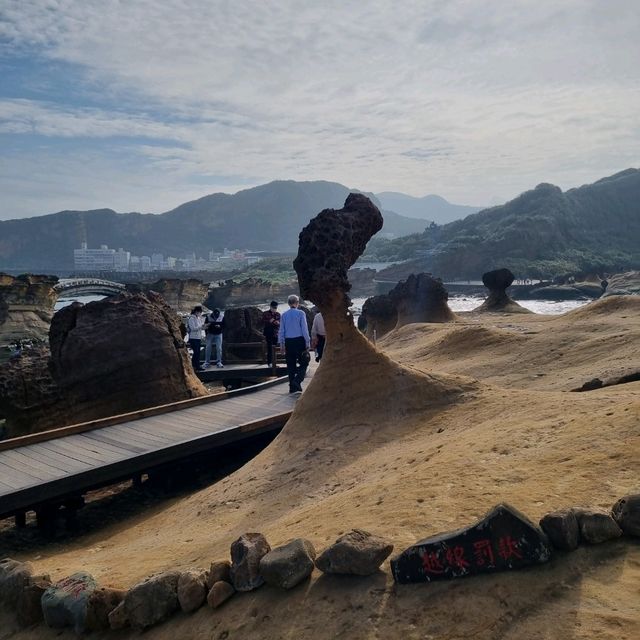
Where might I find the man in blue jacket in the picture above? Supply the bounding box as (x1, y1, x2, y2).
(278, 294, 311, 393)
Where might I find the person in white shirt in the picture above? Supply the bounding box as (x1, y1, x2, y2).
(187, 306, 205, 372)
(311, 312, 326, 362)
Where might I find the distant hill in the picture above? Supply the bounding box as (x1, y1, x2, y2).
(375, 192, 482, 224)
(0, 180, 427, 271)
(373, 169, 640, 280)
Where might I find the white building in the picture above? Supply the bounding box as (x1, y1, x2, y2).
(73, 243, 116, 271)
(114, 248, 130, 271)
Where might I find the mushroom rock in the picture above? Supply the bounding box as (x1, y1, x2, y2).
(388, 273, 455, 327)
(359, 294, 398, 340)
(0, 292, 207, 437)
(476, 268, 531, 313)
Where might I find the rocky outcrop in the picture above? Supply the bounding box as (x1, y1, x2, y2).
(126, 278, 208, 314)
(602, 271, 640, 297)
(347, 267, 377, 297)
(358, 294, 397, 340)
(0, 292, 207, 437)
(205, 278, 295, 309)
(388, 273, 455, 326)
(0, 273, 58, 346)
(476, 268, 530, 313)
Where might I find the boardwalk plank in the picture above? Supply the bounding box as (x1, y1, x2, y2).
(1, 449, 61, 480)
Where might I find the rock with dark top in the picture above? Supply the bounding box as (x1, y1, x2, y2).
(16, 575, 52, 627)
(124, 570, 180, 630)
(85, 587, 126, 631)
(612, 494, 640, 536)
(0, 558, 34, 607)
(230, 533, 271, 591)
(573, 508, 623, 544)
(388, 273, 455, 326)
(177, 569, 208, 613)
(391, 504, 551, 584)
(476, 268, 530, 313)
(207, 581, 235, 608)
(359, 294, 398, 340)
(41, 572, 98, 634)
(539, 509, 580, 551)
(259, 538, 316, 589)
(206, 561, 232, 590)
(316, 529, 394, 576)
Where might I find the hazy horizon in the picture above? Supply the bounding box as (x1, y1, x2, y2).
(1, 1, 639, 220)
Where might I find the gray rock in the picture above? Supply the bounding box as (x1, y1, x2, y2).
(0, 558, 34, 607)
(16, 575, 51, 627)
(207, 581, 235, 608)
(124, 570, 180, 630)
(611, 494, 640, 537)
(177, 569, 208, 613)
(206, 560, 231, 590)
(574, 508, 623, 544)
(260, 538, 316, 589)
(230, 533, 271, 591)
(41, 572, 98, 634)
(316, 529, 394, 576)
(108, 601, 128, 630)
(85, 587, 126, 631)
(539, 509, 580, 551)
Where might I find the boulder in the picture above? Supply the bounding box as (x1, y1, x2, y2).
(476, 268, 530, 313)
(206, 560, 231, 590)
(359, 294, 398, 340)
(107, 601, 128, 630)
(259, 538, 316, 589)
(574, 508, 623, 544)
(207, 580, 235, 608)
(388, 273, 456, 326)
(177, 569, 208, 613)
(316, 529, 393, 576)
(85, 587, 126, 631)
(391, 504, 551, 583)
(41, 572, 98, 634)
(16, 575, 52, 627)
(230, 532, 271, 591)
(539, 509, 580, 551)
(124, 570, 180, 630)
(611, 494, 640, 536)
(0, 558, 34, 607)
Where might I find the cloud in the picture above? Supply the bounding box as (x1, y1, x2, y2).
(0, 0, 638, 218)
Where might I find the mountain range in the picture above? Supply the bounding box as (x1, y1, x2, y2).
(375, 192, 481, 223)
(371, 168, 640, 280)
(0, 181, 475, 272)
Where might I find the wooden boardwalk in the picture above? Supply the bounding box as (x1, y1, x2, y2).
(0, 370, 311, 522)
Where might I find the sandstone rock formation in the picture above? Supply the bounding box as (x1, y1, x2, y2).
(359, 293, 397, 340)
(602, 270, 640, 297)
(475, 268, 530, 313)
(205, 278, 295, 309)
(388, 272, 456, 325)
(126, 278, 208, 313)
(316, 530, 393, 576)
(0, 273, 58, 346)
(0, 292, 207, 437)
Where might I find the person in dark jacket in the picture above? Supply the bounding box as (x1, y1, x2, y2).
(262, 300, 281, 365)
(204, 308, 225, 368)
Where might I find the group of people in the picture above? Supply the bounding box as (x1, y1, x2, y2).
(186, 297, 326, 394)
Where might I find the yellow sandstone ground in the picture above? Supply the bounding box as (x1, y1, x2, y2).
(2, 296, 639, 639)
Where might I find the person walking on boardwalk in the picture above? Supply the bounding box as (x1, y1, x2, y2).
(204, 308, 225, 368)
(262, 300, 281, 366)
(311, 311, 326, 362)
(187, 305, 205, 372)
(278, 294, 311, 393)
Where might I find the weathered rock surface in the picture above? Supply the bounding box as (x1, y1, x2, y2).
(539, 509, 580, 551)
(574, 508, 623, 544)
(0, 273, 58, 346)
(612, 494, 640, 536)
(0, 558, 34, 607)
(230, 532, 271, 591)
(602, 271, 640, 297)
(206, 561, 231, 590)
(359, 294, 398, 340)
(260, 538, 316, 589)
(107, 601, 128, 630)
(476, 268, 530, 313)
(316, 529, 393, 576)
(205, 278, 295, 309)
(207, 580, 235, 608)
(124, 570, 180, 630)
(16, 575, 51, 627)
(41, 572, 98, 634)
(347, 267, 377, 297)
(0, 292, 207, 437)
(391, 504, 551, 583)
(127, 278, 209, 313)
(85, 587, 126, 631)
(389, 273, 456, 326)
(177, 569, 208, 613)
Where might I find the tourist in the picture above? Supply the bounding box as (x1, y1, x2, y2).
(311, 311, 326, 362)
(187, 305, 205, 371)
(262, 300, 281, 365)
(204, 308, 225, 368)
(278, 294, 311, 393)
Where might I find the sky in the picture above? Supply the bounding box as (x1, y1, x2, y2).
(1, 0, 639, 219)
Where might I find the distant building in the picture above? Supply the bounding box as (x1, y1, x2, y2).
(73, 243, 116, 271)
(114, 248, 130, 271)
(140, 256, 152, 271)
(151, 253, 164, 268)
